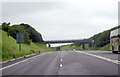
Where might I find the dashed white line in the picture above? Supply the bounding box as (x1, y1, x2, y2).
(60, 64, 63, 67)
(61, 59, 62, 61)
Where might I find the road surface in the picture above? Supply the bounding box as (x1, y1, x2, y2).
(1, 51, 120, 76)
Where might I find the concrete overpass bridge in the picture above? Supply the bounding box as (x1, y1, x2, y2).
(44, 39, 93, 51)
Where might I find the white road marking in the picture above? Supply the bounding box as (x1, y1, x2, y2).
(0, 52, 49, 70)
(61, 59, 62, 61)
(60, 64, 63, 67)
(61, 51, 63, 59)
(76, 51, 120, 65)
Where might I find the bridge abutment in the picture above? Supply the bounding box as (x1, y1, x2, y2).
(46, 44, 51, 48)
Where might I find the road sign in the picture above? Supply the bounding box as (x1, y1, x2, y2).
(16, 33, 24, 51)
(16, 33, 24, 44)
(91, 40, 94, 46)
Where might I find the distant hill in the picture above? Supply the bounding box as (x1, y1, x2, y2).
(61, 25, 120, 51)
(2, 22, 43, 44)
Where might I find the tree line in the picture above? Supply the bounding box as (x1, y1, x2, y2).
(1, 22, 43, 44)
(73, 25, 120, 48)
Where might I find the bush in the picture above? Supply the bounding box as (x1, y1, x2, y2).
(8, 25, 31, 44)
(90, 25, 120, 47)
(20, 23, 43, 43)
(2, 22, 10, 32)
(1, 22, 44, 44)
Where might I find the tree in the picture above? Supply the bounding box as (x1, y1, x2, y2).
(20, 23, 43, 43)
(90, 25, 120, 47)
(8, 25, 31, 44)
(2, 22, 10, 32)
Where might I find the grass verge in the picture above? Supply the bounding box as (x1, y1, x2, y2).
(1, 30, 52, 61)
(61, 43, 110, 51)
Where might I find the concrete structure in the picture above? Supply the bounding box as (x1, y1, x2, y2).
(44, 39, 90, 44)
(44, 39, 91, 50)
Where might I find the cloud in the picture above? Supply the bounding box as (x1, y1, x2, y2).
(2, 0, 119, 47)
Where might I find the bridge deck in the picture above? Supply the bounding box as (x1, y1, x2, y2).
(44, 39, 90, 44)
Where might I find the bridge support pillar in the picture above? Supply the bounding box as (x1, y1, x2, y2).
(89, 40, 94, 47)
(48, 44, 51, 48)
(89, 42, 92, 47)
(82, 43, 85, 49)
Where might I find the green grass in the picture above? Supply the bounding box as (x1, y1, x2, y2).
(61, 43, 110, 51)
(99, 44, 110, 51)
(50, 47, 56, 51)
(0, 30, 2, 62)
(61, 44, 82, 50)
(1, 30, 52, 61)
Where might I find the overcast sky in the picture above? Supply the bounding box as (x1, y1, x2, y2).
(1, 0, 120, 47)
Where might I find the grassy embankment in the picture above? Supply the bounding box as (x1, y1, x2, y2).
(1, 30, 52, 61)
(61, 25, 120, 51)
(60, 43, 110, 51)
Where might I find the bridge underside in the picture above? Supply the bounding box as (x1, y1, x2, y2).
(44, 39, 92, 51)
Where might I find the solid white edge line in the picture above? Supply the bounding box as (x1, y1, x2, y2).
(0, 53, 48, 70)
(76, 51, 120, 65)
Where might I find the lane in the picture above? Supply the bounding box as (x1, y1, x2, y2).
(59, 51, 118, 75)
(1, 50, 119, 75)
(2, 52, 61, 75)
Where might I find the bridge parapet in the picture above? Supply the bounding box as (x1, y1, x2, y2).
(44, 39, 90, 44)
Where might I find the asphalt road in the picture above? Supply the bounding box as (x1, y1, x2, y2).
(1, 51, 120, 75)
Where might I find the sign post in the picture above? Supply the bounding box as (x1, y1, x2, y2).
(16, 33, 24, 51)
(19, 44, 21, 51)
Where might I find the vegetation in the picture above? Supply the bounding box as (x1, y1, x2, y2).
(20, 23, 43, 43)
(1, 30, 51, 61)
(0, 22, 52, 61)
(90, 25, 120, 48)
(1, 22, 43, 44)
(2, 22, 10, 32)
(8, 25, 31, 44)
(1, 22, 120, 61)
(61, 25, 120, 51)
